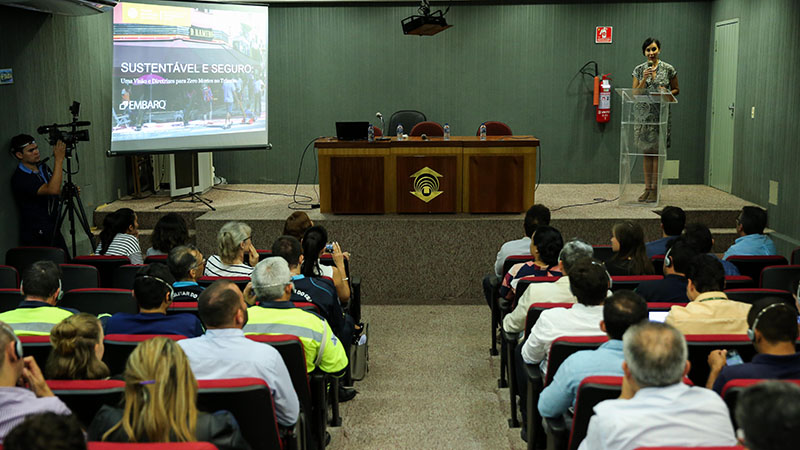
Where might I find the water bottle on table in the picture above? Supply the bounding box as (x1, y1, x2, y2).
(443, 123, 451, 141)
(396, 124, 404, 141)
(479, 123, 487, 141)
(368, 123, 375, 142)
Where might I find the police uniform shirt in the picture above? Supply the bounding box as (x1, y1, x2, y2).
(10, 162, 58, 240)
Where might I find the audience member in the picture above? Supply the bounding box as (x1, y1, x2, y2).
(521, 258, 609, 374)
(95, 208, 143, 264)
(482, 204, 551, 308)
(503, 239, 597, 334)
(606, 221, 655, 276)
(302, 225, 350, 302)
(682, 222, 740, 275)
(204, 221, 258, 277)
(3, 412, 85, 450)
(87, 337, 249, 449)
(146, 212, 189, 257)
(723, 206, 777, 259)
(105, 264, 204, 337)
(707, 298, 800, 393)
(283, 211, 313, 242)
(0, 321, 71, 443)
(168, 245, 205, 302)
(578, 321, 737, 450)
(273, 235, 353, 344)
(635, 237, 697, 303)
(0, 261, 73, 336)
(499, 225, 564, 300)
(735, 381, 800, 450)
(244, 258, 348, 375)
(666, 254, 751, 334)
(646, 205, 685, 258)
(538, 290, 647, 419)
(178, 280, 299, 426)
(45, 313, 109, 380)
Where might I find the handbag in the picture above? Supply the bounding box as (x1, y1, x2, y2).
(348, 323, 369, 381)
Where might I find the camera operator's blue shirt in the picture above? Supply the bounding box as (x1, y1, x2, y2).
(10, 162, 58, 245)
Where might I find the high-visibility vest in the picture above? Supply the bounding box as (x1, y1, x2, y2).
(0, 306, 74, 336)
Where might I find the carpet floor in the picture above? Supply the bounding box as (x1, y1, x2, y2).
(328, 304, 525, 449)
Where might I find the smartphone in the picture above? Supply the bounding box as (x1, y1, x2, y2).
(325, 243, 334, 252)
(726, 349, 744, 366)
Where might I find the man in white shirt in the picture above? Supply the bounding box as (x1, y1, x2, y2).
(578, 321, 737, 450)
(178, 280, 299, 427)
(520, 257, 609, 374)
(504, 239, 596, 335)
(482, 204, 550, 308)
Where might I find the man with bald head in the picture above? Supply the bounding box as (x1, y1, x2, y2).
(178, 280, 299, 427)
(579, 321, 737, 450)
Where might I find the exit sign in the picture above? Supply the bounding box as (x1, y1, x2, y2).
(596, 26, 613, 44)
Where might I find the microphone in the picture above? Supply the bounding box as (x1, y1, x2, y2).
(376, 112, 385, 135)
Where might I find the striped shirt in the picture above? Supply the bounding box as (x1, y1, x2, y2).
(0, 387, 72, 443)
(96, 233, 143, 265)
(203, 255, 254, 277)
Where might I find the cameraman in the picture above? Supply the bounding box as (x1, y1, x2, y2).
(9, 134, 67, 248)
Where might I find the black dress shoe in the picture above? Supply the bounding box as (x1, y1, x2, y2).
(338, 386, 358, 402)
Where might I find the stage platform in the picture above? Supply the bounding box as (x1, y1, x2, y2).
(95, 184, 761, 304)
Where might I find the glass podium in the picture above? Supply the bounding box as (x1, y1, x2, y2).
(616, 88, 677, 206)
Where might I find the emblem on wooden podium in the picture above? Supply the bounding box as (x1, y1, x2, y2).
(410, 167, 443, 203)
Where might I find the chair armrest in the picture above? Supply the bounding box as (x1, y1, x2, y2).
(501, 330, 519, 345)
(543, 415, 570, 450)
(349, 276, 361, 324)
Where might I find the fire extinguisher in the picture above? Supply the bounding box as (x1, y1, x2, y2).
(596, 74, 612, 123)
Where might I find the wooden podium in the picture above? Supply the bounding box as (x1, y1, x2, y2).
(316, 136, 538, 214)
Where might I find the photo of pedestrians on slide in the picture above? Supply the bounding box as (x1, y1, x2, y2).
(111, 2, 268, 144)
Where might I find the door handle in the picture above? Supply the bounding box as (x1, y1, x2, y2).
(728, 103, 735, 116)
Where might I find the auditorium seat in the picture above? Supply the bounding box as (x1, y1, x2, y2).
(60, 264, 100, 291)
(409, 121, 445, 137)
(503, 303, 574, 428)
(61, 288, 137, 316)
(542, 375, 623, 450)
(684, 335, 756, 386)
(103, 334, 187, 376)
(720, 378, 800, 428)
(247, 334, 327, 450)
(792, 246, 800, 265)
(724, 288, 795, 306)
(476, 121, 512, 136)
(724, 275, 756, 289)
(196, 378, 284, 450)
(320, 253, 362, 323)
(73, 255, 132, 288)
(47, 379, 125, 428)
(19, 335, 52, 369)
(88, 443, 219, 450)
(0, 289, 23, 313)
(198, 276, 250, 292)
(610, 275, 663, 292)
(651, 254, 665, 275)
(491, 254, 536, 356)
(5, 246, 68, 275)
(143, 254, 168, 264)
(257, 248, 273, 262)
(512, 276, 562, 310)
(0, 265, 19, 289)
(633, 447, 744, 450)
(388, 110, 426, 135)
(112, 264, 146, 290)
(293, 301, 321, 315)
(725, 255, 788, 283)
(760, 265, 800, 291)
(167, 301, 199, 317)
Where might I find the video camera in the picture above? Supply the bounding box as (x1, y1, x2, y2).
(37, 101, 90, 147)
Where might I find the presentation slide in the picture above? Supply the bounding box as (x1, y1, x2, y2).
(110, 0, 268, 155)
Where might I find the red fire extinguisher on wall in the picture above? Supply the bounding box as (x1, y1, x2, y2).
(596, 74, 611, 123)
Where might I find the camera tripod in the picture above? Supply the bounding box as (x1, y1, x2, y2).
(53, 147, 95, 259)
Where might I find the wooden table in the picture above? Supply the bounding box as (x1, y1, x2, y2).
(316, 136, 539, 214)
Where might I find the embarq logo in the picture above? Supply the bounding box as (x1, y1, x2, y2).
(410, 167, 443, 203)
(119, 100, 167, 110)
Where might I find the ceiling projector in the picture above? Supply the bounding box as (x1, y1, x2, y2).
(402, 0, 451, 36)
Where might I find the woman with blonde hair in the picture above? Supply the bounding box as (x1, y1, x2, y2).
(87, 337, 248, 449)
(46, 313, 110, 380)
(204, 221, 258, 277)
